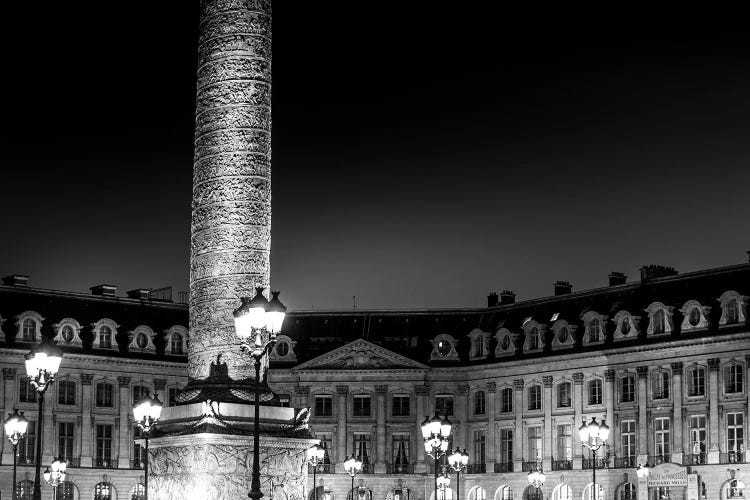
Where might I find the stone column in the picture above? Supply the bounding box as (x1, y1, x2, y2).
(707, 358, 720, 463)
(513, 379, 524, 470)
(542, 376, 552, 471)
(117, 376, 131, 468)
(375, 385, 387, 473)
(604, 370, 615, 467)
(415, 385, 430, 473)
(336, 385, 348, 465)
(572, 373, 584, 469)
(457, 384, 469, 450)
(80, 374, 94, 467)
(189, 0, 273, 383)
(486, 382, 497, 471)
(670, 362, 684, 464)
(43, 403, 54, 464)
(1, 368, 17, 463)
(636, 367, 648, 466)
(295, 385, 310, 409)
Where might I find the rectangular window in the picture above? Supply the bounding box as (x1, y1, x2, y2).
(588, 380, 602, 405)
(689, 415, 706, 461)
(727, 412, 744, 460)
(620, 420, 636, 459)
(353, 433, 372, 464)
(96, 383, 113, 407)
(528, 386, 541, 411)
(168, 387, 179, 407)
(353, 395, 372, 417)
(556, 424, 572, 461)
(688, 368, 705, 397)
(314, 395, 333, 417)
(500, 429, 513, 464)
(652, 371, 670, 400)
(96, 424, 113, 466)
(654, 417, 671, 459)
(473, 430, 486, 465)
(725, 364, 744, 394)
(19, 377, 37, 403)
(392, 395, 410, 417)
(132, 385, 150, 405)
(620, 376, 635, 403)
(18, 420, 36, 464)
(435, 395, 454, 416)
(557, 383, 571, 408)
(528, 426, 542, 461)
(392, 434, 410, 470)
(501, 388, 513, 413)
(58, 422, 74, 461)
(133, 426, 146, 467)
(58, 380, 76, 405)
(474, 391, 486, 415)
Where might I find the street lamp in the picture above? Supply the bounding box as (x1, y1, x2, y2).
(43, 457, 67, 500)
(421, 413, 452, 500)
(447, 448, 469, 500)
(234, 287, 287, 500)
(436, 469, 451, 500)
(527, 457, 545, 500)
(25, 340, 63, 500)
(636, 463, 650, 479)
(306, 444, 326, 500)
(578, 417, 610, 500)
(133, 391, 163, 500)
(4, 409, 29, 500)
(344, 455, 363, 500)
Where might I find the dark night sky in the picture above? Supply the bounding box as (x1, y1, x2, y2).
(1, 4, 749, 310)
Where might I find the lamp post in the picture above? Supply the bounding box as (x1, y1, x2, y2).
(344, 454, 363, 500)
(43, 457, 67, 500)
(436, 469, 451, 500)
(133, 391, 163, 500)
(447, 448, 469, 500)
(25, 340, 63, 500)
(4, 409, 29, 500)
(527, 455, 546, 500)
(306, 444, 326, 500)
(234, 287, 287, 500)
(578, 417, 610, 500)
(421, 413, 452, 500)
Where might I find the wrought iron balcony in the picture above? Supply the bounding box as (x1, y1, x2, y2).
(613, 456, 636, 468)
(582, 458, 607, 469)
(521, 461, 538, 472)
(63, 457, 80, 468)
(684, 453, 707, 465)
(308, 463, 335, 473)
(720, 452, 745, 464)
(648, 455, 670, 465)
(551, 460, 572, 471)
(95, 457, 116, 468)
(494, 462, 513, 473)
(130, 459, 145, 469)
(466, 463, 486, 474)
(386, 463, 414, 474)
(361, 463, 375, 474)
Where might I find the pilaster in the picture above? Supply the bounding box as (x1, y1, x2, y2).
(636, 366, 648, 466)
(485, 381, 496, 469)
(605, 370, 615, 468)
(336, 385, 348, 466)
(670, 362, 684, 464)
(118, 376, 131, 468)
(80, 373, 94, 466)
(1, 368, 17, 463)
(572, 372, 584, 469)
(707, 358, 720, 463)
(375, 385, 387, 473)
(415, 384, 430, 473)
(513, 379, 524, 470)
(457, 384, 469, 450)
(542, 376, 553, 471)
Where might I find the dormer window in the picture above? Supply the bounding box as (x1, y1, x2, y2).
(269, 334, 297, 362)
(646, 302, 673, 336)
(719, 291, 748, 327)
(62, 326, 74, 343)
(430, 334, 459, 361)
(91, 319, 119, 350)
(501, 336, 510, 350)
(22, 319, 36, 341)
(551, 320, 576, 350)
(16, 311, 43, 343)
(53, 318, 83, 346)
(165, 326, 188, 356)
(136, 332, 148, 348)
(276, 341, 289, 356)
(494, 328, 517, 357)
(680, 300, 710, 331)
(468, 329, 489, 360)
(437, 341, 451, 356)
(582, 311, 608, 345)
(100, 326, 112, 348)
(558, 327, 568, 343)
(128, 326, 155, 353)
(523, 321, 546, 352)
(653, 310, 665, 334)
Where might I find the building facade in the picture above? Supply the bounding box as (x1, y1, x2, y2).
(0, 263, 749, 499)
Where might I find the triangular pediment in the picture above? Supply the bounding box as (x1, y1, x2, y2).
(293, 339, 428, 371)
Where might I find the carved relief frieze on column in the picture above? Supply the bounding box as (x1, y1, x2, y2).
(486, 381, 497, 392)
(605, 370, 615, 382)
(513, 379, 524, 390)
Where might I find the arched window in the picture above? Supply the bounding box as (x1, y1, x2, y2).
(557, 382, 571, 407)
(17, 480, 35, 500)
(687, 365, 706, 397)
(58, 481, 77, 500)
(522, 485, 542, 500)
(22, 318, 36, 341)
(726, 480, 746, 499)
(588, 379, 602, 405)
(99, 326, 112, 349)
(495, 486, 512, 500)
(437, 340, 451, 356)
(131, 483, 146, 500)
(616, 483, 635, 500)
(719, 291, 747, 326)
(552, 484, 573, 500)
(470, 487, 487, 500)
(582, 484, 604, 500)
(276, 340, 289, 357)
(171, 332, 184, 354)
(61, 325, 74, 343)
(474, 390, 486, 415)
(95, 482, 113, 500)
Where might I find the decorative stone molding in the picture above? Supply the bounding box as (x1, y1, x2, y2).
(550, 320, 576, 350)
(3, 367, 17, 380)
(269, 334, 297, 362)
(165, 325, 188, 356)
(679, 300, 711, 332)
(580, 311, 608, 346)
(375, 385, 388, 394)
(414, 385, 431, 396)
(645, 302, 674, 336)
(486, 381, 497, 392)
(457, 384, 469, 396)
(670, 362, 683, 372)
(604, 370, 615, 382)
(15, 311, 44, 342)
(543, 376, 553, 388)
(294, 338, 427, 371)
(128, 325, 156, 353)
(718, 291, 748, 326)
(154, 379, 167, 391)
(81, 374, 94, 386)
(118, 376, 132, 388)
(494, 328, 519, 357)
(430, 334, 460, 362)
(612, 310, 641, 341)
(467, 328, 490, 360)
(52, 318, 83, 346)
(295, 386, 310, 395)
(91, 318, 120, 350)
(335, 386, 349, 395)
(513, 379, 524, 390)
(636, 366, 649, 378)
(708, 358, 720, 371)
(573, 373, 584, 385)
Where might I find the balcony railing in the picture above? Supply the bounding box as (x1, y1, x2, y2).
(131, 459, 145, 469)
(95, 457, 117, 468)
(582, 458, 607, 469)
(720, 452, 745, 464)
(361, 463, 375, 474)
(551, 460, 572, 471)
(308, 463, 335, 473)
(386, 463, 414, 474)
(63, 457, 80, 468)
(494, 462, 513, 473)
(648, 455, 670, 465)
(614, 456, 636, 469)
(684, 454, 707, 465)
(18, 456, 36, 466)
(466, 464, 486, 474)
(521, 461, 538, 472)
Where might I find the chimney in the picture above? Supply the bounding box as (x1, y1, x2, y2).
(2, 275, 29, 287)
(90, 284, 117, 297)
(500, 290, 516, 305)
(640, 265, 678, 281)
(554, 281, 572, 296)
(608, 272, 627, 286)
(127, 288, 152, 300)
(487, 292, 499, 307)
